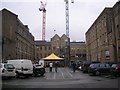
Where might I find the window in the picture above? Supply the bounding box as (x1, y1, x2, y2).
(106, 17, 112, 33)
(105, 50, 110, 59)
(49, 47, 51, 50)
(45, 46, 47, 50)
(40, 46, 42, 50)
(40, 54, 42, 58)
(53, 46, 56, 50)
(37, 47, 39, 51)
(45, 54, 47, 57)
(117, 25, 120, 39)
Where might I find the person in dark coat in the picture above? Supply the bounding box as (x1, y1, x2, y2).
(72, 62, 76, 72)
(55, 62, 58, 72)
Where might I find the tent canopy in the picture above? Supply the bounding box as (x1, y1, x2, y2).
(42, 53, 64, 60)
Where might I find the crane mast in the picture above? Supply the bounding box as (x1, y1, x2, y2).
(64, 0, 69, 38)
(64, 0, 74, 38)
(64, 0, 74, 66)
(39, 1, 46, 41)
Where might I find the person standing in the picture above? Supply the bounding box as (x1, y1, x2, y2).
(55, 62, 58, 72)
(49, 62, 53, 72)
(72, 62, 76, 72)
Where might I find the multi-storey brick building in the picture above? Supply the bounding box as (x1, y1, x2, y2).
(35, 34, 70, 66)
(70, 42, 86, 63)
(86, 1, 120, 62)
(1, 9, 35, 62)
(35, 34, 86, 65)
(51, 34, 70, 66)
(35, 40, 51, 61)
(113, 1, 120, 61)
(51, 34, 61, 56)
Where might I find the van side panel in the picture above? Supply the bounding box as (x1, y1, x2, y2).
(7, 59, 33, 76)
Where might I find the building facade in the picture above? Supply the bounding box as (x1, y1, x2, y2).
(51, 34, 70, 66)
(35, 34, 86, 65)
(35, 40, 51, 61)
(70, 42, 86, 63)
(1, 9, 35, 62)
(112, 1, 120, 61)
(35, 34, 70, 66)
(86, 1, 120, 62)
(51, 34, 61, 56)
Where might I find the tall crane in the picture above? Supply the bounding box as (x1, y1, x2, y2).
(64, 0, 74, 66)
(39, 1, 46, 41)
(64, 0, 74, 38)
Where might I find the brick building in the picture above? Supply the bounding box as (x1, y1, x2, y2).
(35, 40, 51, 61)
(70, 42, 86, 63)
(51, 34, 70, 66)
(113, 1, 120, 61)
(35, 34, 70, 66)
(1, 9, 35, 62)
(35, 34, 86, 65)
(86, 1, 120, 62)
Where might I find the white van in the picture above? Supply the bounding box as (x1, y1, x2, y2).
(7, 59, 33, 78)
(1, 63, 16, 79)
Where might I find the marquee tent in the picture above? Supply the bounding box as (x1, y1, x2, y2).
(42, 53, 64, 61)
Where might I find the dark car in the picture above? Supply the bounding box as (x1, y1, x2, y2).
(82, 61, 100, 73)
(88, 63, 111, 76)
(106, 61, 120, 66)
(33, 64, 45, 77)
(111, 63, 120, 77)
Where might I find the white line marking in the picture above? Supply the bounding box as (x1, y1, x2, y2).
(59, 68, 65, 79)
(66, 68, 73, 77)
(53, 70, 56, 79)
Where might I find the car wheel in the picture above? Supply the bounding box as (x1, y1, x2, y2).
(41, 73, 44, 76)
(8, 77, 12, 79)
(95, 71, 100, 76)
(24, 75, 29, 78)
(33, 73, 37, 77)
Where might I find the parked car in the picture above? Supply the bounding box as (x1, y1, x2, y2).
(82, 61, 100, 73)
(33, 64, 45, 77)
(7, 59, 33, 78)
(106, 61, 120, 66)
(1, 63, 16, 79)
(111, 63, 120, 77)
(88, 63, 111, 76)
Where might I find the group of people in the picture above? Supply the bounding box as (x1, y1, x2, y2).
(49, 61, 77, 73)
(49, 62, 59, 72)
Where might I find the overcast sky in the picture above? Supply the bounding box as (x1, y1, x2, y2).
(1, 0, 118, 42)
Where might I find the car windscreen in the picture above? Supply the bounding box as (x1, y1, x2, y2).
(35, 65, 42, 68)
(90, 64, 99, 68)
(4, 64, 15, 69)
(111, 64, 117, 67)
